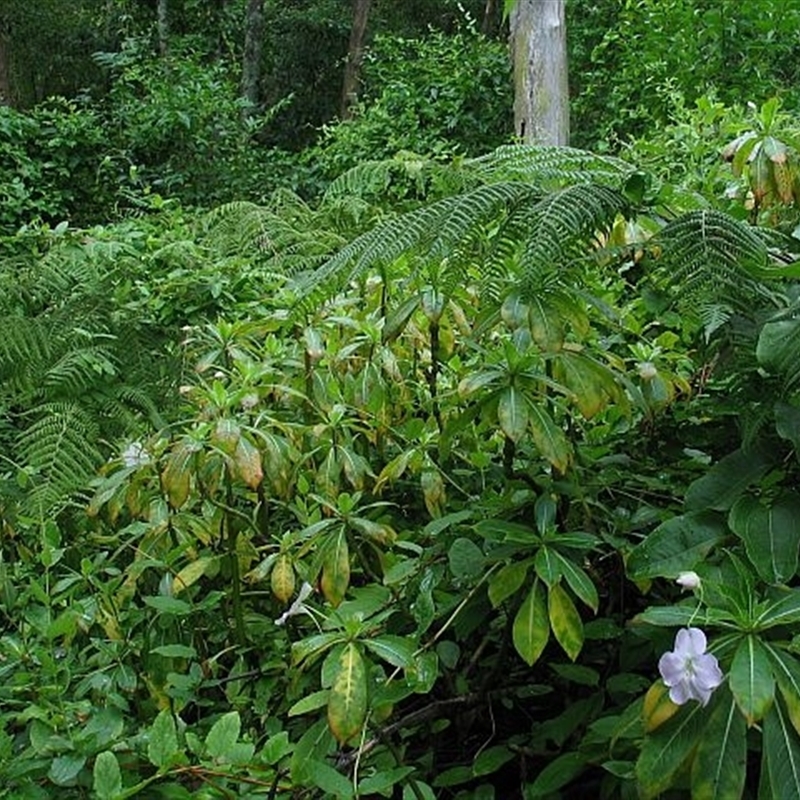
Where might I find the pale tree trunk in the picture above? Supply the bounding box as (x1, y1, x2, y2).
(157, 0, 169, 57)
(340, 0, 371, 120)
(241, 0, 265, 116)
(509, 0, 569, 145)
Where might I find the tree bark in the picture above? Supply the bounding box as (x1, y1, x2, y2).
(509, 0, 569, 145)
(0, 18, 11, 105)
(340, 0, 371, 120)
(481, 0, 496, 36)
(156, 0, 169, 57)
(241, 0, 265, 116)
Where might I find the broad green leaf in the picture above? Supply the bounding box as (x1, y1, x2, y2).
(626, 511, 726, 580)
(142, 596, 191, 615)
(691, 692, 747, 800)
(534, 547, 561, 588)
(488, 560, 529, 607)
(289, 718, 336, 785)
(328, 643, 368, 744)
(93, 752, 122, 800)
(498, 386, 528, 443)
(754, 589, 800, 630)
(448, 537, 485, 581)
(526, 752, 585, 797)
(49, 754, 86, 786)
(763, 698, 800, 800)
(205, 711, 241, 762)
(730, 635, 775, 725)
(307, 760, 355, 798)
(291, 632, 343, 667)
(359, 768, 416, 795)
(776, 402, 800, 450)
(548, 583, 583, 661)
(512, 580, 549, 666)
(321, 527, 350, 607)
(765, 644, 800, 736)
(552, 550, 598, 612)
(729, 493, 800, 584)
(635, 702, 705, 799)
(288, 690, 330, 717)
(527, 403, 571, 472)
(147, 709, 179, 769)
(150, 644, 196, 659)
(473, 745, 514, 777)
(758, 318, 800, 388)
(382, 294, 420, 343)
(685, 445, 774, 512)
(363, 635, 416, 668)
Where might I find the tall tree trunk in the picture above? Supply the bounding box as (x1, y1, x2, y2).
(0, 19, 11, 105)
(241, 0, 265, 117)
(340, 0, 371, 120)
(157, 0, 169, 57)
(481, 0, 496, 36)
(509, 0, 569, 145)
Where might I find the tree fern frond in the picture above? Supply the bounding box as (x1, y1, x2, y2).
(466, 145, 635, 188)
(0, 316, 52, 385)
(44, 346, 118, 397)
(653, 210, 781, 310)
(17, 402, 102, 517)
(519, 184, 631, 296)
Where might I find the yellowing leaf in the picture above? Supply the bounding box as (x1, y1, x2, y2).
(328, 643, 367, 744)
(321, 528, 350, 607)
(234, 436, 263, 489)
(512, 580, 549, 666)
(548, 583, 584, 661)
(643, 681, 680, 733)
(174, 557, 214, 594)
(161, 441, 195, 509)
(271, 554, 296, 603)
(498, 386, 529, 443)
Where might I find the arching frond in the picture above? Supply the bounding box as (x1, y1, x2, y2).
(519, 184, 631, 296)
(652, 210, 788, 309)
(466, 145, 635, 188)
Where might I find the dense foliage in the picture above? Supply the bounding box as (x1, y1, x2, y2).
(2, 2, 800, 798)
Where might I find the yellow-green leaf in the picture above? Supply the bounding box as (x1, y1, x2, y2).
(498, 386, 529, 443)
(642, 681, 680, 733)
(234, 436, 263, 489)
(271, 554, 296, 603)
(528, 404, 571, 473)
(161, 441, 195, 509)
(548, 583, 583, 661)
(173, 557, 215, 594)
(327, 643, 367, 744)
(691, 691, 747, 800)
(321, 528, 350, 607)
(512, 579, 549, 666)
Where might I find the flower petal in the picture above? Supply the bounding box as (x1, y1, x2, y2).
(659, 651, 687, 686)
(676, 627, 707, 657)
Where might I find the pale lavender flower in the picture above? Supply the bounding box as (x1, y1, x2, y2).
(121, 441, 150, 468)
(676, 571, 701, 591)
(658, 627, 723, 706)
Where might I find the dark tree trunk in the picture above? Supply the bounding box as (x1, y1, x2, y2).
(510, 0, 569, 145)
(157, 0, 169, 57)
(340, 0, 371, 120)
(241, 0, 265, 116)
(0, 20, 11, 105)
(481, 0, 496, 36)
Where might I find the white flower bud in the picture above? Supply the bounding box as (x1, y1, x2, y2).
(676, 571, 701, 590)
